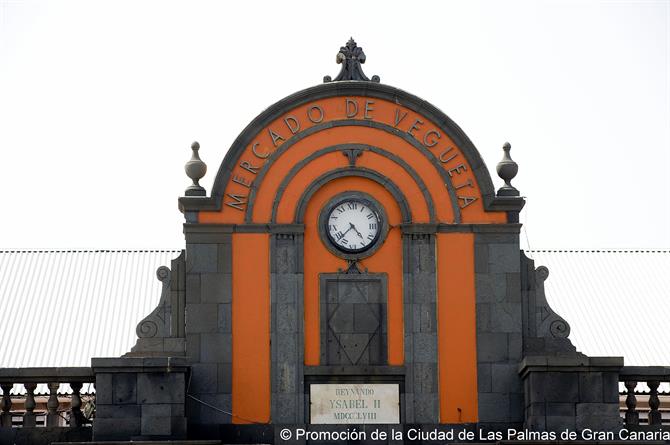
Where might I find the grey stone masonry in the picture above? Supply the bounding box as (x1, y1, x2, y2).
(402, 233, 439, 423)
(127, 251, 187, 357)
(474, 230, 524, 427)
(520, 252, 576, 356)
(515, 244, 623, 434)
(519, 355, 623, 433)
(271, 232, 304, 424)
(183, 225, 233, 426)
(320, 274, 388, 366)
(91, 357, 188, 441)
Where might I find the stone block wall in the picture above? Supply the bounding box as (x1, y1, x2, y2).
(520, 356, 623, 432)
(91, 357, 188, 441)
(183, 232, 233, 426)
(270, 231, 304, 424)
(403, 233, 440, 424)
(474, 229, 525, 428)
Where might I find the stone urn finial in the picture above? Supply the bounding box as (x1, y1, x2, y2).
(496, 142, 519, 196)
(184, 141, 207, 196)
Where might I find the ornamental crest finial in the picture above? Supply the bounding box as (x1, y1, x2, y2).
(324, 38, 380, 83)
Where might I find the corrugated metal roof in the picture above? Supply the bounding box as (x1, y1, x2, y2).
(0, 248, 668, 395)
(527, 249, 670, 366)
(0, 250, 181, 368)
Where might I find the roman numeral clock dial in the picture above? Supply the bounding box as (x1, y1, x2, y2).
(324, 197, 383, 254)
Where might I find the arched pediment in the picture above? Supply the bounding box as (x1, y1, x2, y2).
(180, 78, 522, 225)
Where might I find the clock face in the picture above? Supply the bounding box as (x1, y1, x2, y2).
(326, 199, 382, 252)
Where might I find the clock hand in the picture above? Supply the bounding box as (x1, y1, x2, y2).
(349, 223, 364, 239)
(338, 225, 353, 239)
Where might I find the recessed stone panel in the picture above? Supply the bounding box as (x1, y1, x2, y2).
(320, 274, 387, 366)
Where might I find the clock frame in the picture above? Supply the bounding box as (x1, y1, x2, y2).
(318, 192, 389, 260)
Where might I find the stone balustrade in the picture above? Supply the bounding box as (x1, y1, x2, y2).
(620, 366, 670, 426)
(0, 367, 94, 429)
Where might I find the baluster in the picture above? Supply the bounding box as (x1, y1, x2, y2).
(1, 383, 12, 427)
(647, 380, 661, 425)
(46, 382, 60, 427)
(69, 382, 84, 427)
(23, 383, 36, 427)
(624, 380, 639, 425)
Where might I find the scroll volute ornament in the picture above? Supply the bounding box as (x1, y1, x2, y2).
(135, 266, 171, 339)
(520, 252, 579, 356)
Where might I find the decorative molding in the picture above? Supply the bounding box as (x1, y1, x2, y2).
(534, 266, 570, 339)
(437, 223, 522, 233)
(487, 196, 525, 213)
(294, 167, 412, 225)
(136, 266, 171, 339)
(341, 260, 365, 274)
(323, 38, 380, 83)
(521, 251, 578, 355)
(180, 82, 510, 215)
(182, 222, 521, 236)
(263, 143, 437, 224)
(342, 147, 363, 166)
(400, 223, 439, 234)
(126, 251, 186, 357)
(183, 223, 304, 243)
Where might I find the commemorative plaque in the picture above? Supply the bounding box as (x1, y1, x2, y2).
(310, 383, 400, 424)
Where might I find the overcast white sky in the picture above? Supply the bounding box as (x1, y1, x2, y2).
(0, 0, 668, 249)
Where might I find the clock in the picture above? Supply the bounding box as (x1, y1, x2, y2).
(320, 193, 387, 258)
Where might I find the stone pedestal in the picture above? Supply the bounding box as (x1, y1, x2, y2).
(91, 357, 189, 441)
(519, 355, 623, 433)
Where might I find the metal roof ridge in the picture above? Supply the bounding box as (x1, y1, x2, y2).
(526, 248, 670, 253)
(0, 248, 183, 253)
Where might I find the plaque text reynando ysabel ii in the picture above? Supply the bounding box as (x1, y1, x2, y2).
(310, 383, 400, 424)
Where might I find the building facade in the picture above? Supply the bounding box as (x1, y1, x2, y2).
(98, 39, 616, 441)
(1, 40, 668, 444)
